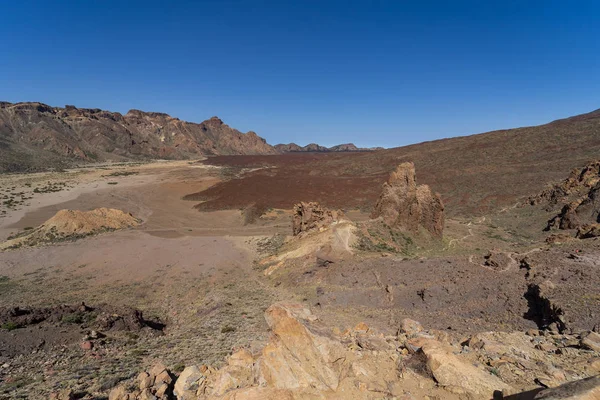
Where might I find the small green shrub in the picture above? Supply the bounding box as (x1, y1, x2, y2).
(1, 322, 19, 331)
(221, 325, 236, 334)
(62, 313, 84, 324)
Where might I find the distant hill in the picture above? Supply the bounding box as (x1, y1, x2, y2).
(0, 102, 277, 172)
(197, 108, 600, 217)
(274, 142, 383, 153)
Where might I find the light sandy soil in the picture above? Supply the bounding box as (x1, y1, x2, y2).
(0, 161, 299, 398)
(0, 160, 298, 287)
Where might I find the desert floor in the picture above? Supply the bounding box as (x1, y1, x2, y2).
(0, 157, 598, 398)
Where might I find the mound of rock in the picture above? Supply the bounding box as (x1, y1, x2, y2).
(528, 160, 600, 233)
(577, 224, 600, 239)
(109, 303, 600, 400)
(109, 362, 175, 400)
(1, 208, 140, 249)
(292, 202, 343, 236)
(371, 162, 445, 237)
(530, 160, 600, 206)
(547, 190, 600, 231)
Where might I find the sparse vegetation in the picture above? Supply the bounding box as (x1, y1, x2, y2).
(103, 171, 138, 177)
(1, 321, 19, 331)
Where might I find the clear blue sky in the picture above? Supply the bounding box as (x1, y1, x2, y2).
(1, 1, 599, 148)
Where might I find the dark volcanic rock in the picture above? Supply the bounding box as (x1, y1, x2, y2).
(545, 178, 600, 232)
(371, 162, 445, 237)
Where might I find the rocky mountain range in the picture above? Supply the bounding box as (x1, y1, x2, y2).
(0, 101, 386, 173)
(0, 102, 277, 172)
(274, 142, 383, 153)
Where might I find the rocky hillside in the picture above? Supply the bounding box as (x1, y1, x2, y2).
(0, 102, 277, 172)
(201, 107, 600, 216)
(274, 142, 382, 152)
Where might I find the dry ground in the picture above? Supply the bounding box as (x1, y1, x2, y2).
(0, 156, 598, 398)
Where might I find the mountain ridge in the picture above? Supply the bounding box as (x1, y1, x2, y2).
(274, 142, 384, 153)
(0, 101, 277, 172)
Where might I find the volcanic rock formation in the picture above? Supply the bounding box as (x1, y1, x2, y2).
(532, 160, 600, 232)
(108, 303, 600, 400)
(292, 202, 343, 236)
(371, 162, 445, 237)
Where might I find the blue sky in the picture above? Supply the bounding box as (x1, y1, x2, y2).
(1, 1, 599, 148)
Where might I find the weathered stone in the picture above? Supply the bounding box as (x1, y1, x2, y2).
(109, 385, 138, 400)
(174, 365, 202, 400)
(577, 224, 600, 239)
(420, 339, 513, 398)
(138, 388, 157, 400)
(154, 370, 172, 386)
(149, 362, 168, 379)
(400, 318, 424, 336)
(228, 349, 254, 368)
(292, 202, 343, 236)
(582, 332, 600, 352)
(138, 371, 153, 390)
(536, 342, 558, 353)
(154, 383, 170, 398)
(258, 303, 345, 391)
(371, 162, 444, 237)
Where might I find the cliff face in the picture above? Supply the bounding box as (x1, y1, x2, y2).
(0, 102, 277, 172)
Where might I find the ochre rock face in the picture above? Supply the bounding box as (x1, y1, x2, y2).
(371, 162, 445, 237)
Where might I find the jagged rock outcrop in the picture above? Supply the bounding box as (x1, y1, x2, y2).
(370, 162, 445, 237)
(577, 224, 600, 239)
(530, 161, 600, 206)
(108, 303, 600, 399)
(292, 202, 343, 236)
(109, 303, 600, 400)
(546, 187, 600, 231)
(0, 102, 277, 172)
(527, 160, 600, 233)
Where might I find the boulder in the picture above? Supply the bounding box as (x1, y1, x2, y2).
(371, 162, 444, 237)
(174, 366, 203, 399)
(577, 224, 600, 239)
(109, 362, 174, 400)
(420, 339, 513, 398)
(292, 202, 343, 236)
(399, 318, 424, 336)
(258, 303, 345, 391)
(582, 332, 600, 352)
